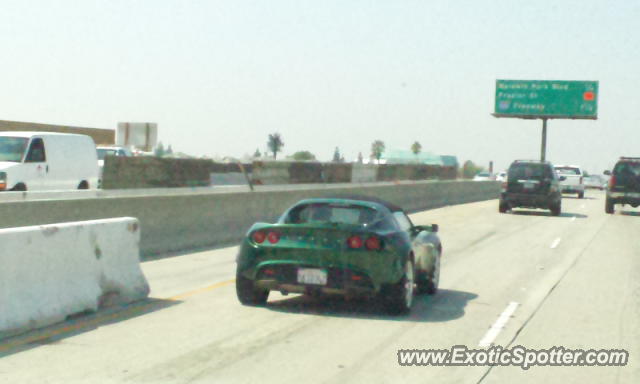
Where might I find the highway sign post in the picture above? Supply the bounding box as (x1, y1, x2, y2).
(493, 80, 598, 161)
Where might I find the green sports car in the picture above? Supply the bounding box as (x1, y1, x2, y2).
(235, 196, 442, 314)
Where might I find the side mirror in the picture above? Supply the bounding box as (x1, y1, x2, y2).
(559, 176, 567, 181)
(603, 170, 611, 176)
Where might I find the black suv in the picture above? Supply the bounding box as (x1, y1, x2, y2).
(499, 160, 563, 216)
(605, 157, 640, 214)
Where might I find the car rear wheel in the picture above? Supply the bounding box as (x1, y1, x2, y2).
(578, 191, 584, 199)
(383, 259, 415, 315)
(605, 198, 614, 214)
(236, 272, 269, 306)
(550, 202, 561, 216)
(498, 201, 509, 213)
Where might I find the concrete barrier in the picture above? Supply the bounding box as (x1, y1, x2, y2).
(351, 164, 377, 183)
(251, 161, 290, 185)
(0, 218, 149, 336)
(0, 181, 499, 258)
(210, 172, 248, 186)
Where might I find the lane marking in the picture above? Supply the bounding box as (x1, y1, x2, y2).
(571, 216, 576, 222)
(550, 237, 562, 249)
(1, 279, 235, 353)
(1, 303, 156, 353)
(479, 302, 519, 347)
(167, 279, 235, 301)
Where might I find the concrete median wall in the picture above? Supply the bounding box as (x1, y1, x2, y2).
(351, 164, 377, 183)
(0, 218, 149, 336)
(0, 181, 499, 258)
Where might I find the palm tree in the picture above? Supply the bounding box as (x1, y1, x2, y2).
(411, 141, 422, 163)
(411, 141, 422, 156)
(371, 140, 385, 164)
(267, 133, 284, 159)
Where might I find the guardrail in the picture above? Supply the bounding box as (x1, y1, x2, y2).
(0, 180, 499, 258)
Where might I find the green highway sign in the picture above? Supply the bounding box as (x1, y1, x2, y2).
(494, 80, 598, 120)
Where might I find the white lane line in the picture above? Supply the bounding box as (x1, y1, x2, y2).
(479, 302, 519, 347)
(581, 204, 586, 209)
(550, 237, 562, 249)
(571, 216, 576, 222)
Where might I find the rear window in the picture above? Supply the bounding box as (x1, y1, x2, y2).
(555, 167, 581, 175)
(613, 162, 640, 176)
(508, 163, 552, 180)
(97, 148, 118, 160)
(284, 203, 382, 226)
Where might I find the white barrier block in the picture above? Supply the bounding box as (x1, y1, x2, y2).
(351, 165, 377, 183)
(0, 217, 149, 335)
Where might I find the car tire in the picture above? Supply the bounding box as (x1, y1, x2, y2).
(499, 201, 509, 213)
(550, 202, 561, 216)
(417, 251, 440, 295)
(236, 272, 269, 306)
(605, 197, 614, 214)
(383, 259, 415, 315)
(10, 183, 26, 191)
(578, 191, 584, 199)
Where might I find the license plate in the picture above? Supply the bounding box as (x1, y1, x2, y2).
(297, 268, 328, 285)
(523, 182, 535, 190)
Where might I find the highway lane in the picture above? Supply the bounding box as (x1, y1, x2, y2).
(1, 190, 638, 383)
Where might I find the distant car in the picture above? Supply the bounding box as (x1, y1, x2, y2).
(97, 146, 132, 165)
(473, 172, 493, 181)
(0, 132, 99, 191)
(96, 146, 132, 186)
(584, 175, 606, 190)
(554, 165, 585, 198)
(606, 157, 640, 214)
(495, 171, 507, 182)
(131, 149, 155, 157)
(235, 196, 442, 314)
(499, 160, 563, 216)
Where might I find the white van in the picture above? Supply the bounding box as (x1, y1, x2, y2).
(0, 132, 99, 191)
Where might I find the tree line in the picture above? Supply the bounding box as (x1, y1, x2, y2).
(260, 133, 425, 164)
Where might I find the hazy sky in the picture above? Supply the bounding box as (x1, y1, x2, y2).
(1, 0, 638, 172)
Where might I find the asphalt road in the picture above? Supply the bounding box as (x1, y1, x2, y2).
(1, 190, 638, 383)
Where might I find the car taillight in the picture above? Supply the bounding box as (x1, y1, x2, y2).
(252, 231, 266, 243)
(609, 175, 617, 189)
(267, 231, 280, 244)
(365, 236, 382, 251)
(347, 236, 363, 249)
